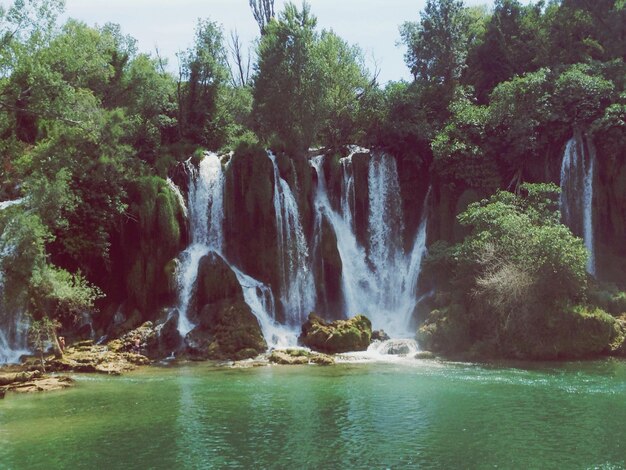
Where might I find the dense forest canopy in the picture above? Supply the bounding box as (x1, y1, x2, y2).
(0, 0, 624, 358)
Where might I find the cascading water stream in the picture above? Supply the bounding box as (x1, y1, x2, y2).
(268, 152, 315, 327)
(0, 200, 30, 363)
(311, 152, 430, 338)
(230, 266, 299, 349)
(175, 153, 225, 337)
(560, 131, 596, 275)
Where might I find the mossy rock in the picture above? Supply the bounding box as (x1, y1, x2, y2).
(417, 304, 470, 354)
(299, 314, 372, 353)
(186, 301, 267, 360)
(268, 349, 335, 365)
(120, 176, 187, 318)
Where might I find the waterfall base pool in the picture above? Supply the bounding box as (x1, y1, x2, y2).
(1, 359, 625, 469)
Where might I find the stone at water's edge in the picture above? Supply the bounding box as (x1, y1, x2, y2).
(0, 370, 74, 395)
(268, 349, 335, 366)
(299, 313, 372, 354)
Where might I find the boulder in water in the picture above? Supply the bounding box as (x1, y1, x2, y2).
(299, 314, 372, 353)
(189, 252, 244, 315)
(379, 339, 417, 355)
(183, 252, 267, 360)
(372, 330, 390, 342)
(414, 351, 436, 359)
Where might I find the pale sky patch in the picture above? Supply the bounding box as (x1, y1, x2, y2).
(3, 0, 526, 83)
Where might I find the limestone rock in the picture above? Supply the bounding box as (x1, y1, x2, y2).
(268, 348, 335, 365)
(299, 314, 372, 353)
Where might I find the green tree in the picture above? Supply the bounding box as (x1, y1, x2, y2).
(432, 89, 500, 190)
(252, 1, 322, 155)
(400, 0, 470, 87)
(464, 0, 543, 102)
(178, 19, 229, 148)
(553, 63, 615, 127)
(316, 30, 371, 149)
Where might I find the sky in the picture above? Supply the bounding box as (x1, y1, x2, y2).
(20, 0, 510, 83)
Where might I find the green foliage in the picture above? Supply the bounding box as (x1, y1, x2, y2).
(252, 2, 373, 154)
(486, 69, 554, 172)
(432, 90, 499, 189)
(178, 19, 230, 149)
(464, 0, 543, 102)
(456, 183, 587, 306)
(421, 183, 597, 358)
(369, 81, 436, 159)
(554, 63, 615, 126)
(315, 30, 371, 148)
(252, 2, 322, 155)
(27, 315, 62, 367)
(400, 0, 471, 87)
(29, 264, 103, 321)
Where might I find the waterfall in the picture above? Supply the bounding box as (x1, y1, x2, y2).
(367, 153, 407, 312)
(175, 153, 225, 336)
(230, 267, 299, 349)
(0, 198, 24, 211)
(311, 152, 429, 338)
(268, 152, 316, 327)
(560, 131, 596, 275)
(0, 202, 30, 363)
(174, 152, 302, 348)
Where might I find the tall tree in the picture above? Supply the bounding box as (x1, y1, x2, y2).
(249, 0, 275, 35)
(464, 0, 543, 102)
(400, 0, 469, 87)
(252, 1, 321, 154)
(178, 19, 229, 148)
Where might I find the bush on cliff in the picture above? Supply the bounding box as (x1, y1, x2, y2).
(419, 183, 622, 359)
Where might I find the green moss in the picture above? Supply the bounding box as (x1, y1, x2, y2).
(417, 304, 470, 354)
(300, 314, 372, 353)
(156, 190, 180, 245)
(123, 176, 185, 316)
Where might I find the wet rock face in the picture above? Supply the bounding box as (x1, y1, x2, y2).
(188, 252, 244, 317)
(594, 138, 626, 287)
(349, 152, 370, 248)
(184, 252, 267, 360)
(223, 144, 279, 289)
(299, 313, 372, 354)
(313, 215, 343, 319)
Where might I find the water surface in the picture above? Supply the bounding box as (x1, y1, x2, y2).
(1, 359, 624, 469)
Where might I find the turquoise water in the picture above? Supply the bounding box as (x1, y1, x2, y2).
(1, 359, 625, 469)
